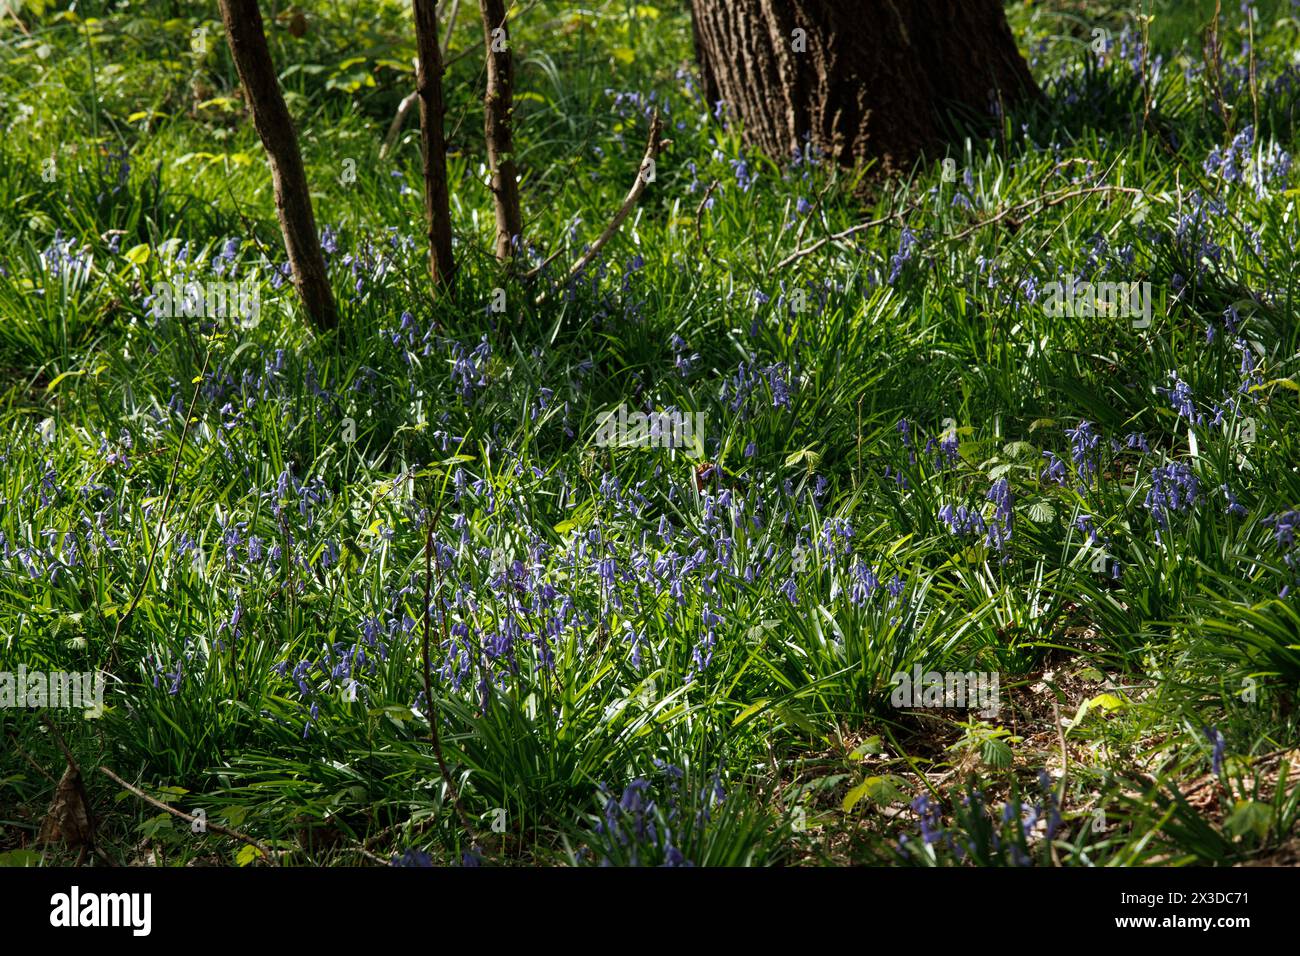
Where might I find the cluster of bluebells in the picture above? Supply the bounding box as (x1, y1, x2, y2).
(588, 765, 725, 867)
(40, 229, 92, 281)
(668, 333, 701, 378)
(319, 224, 413, 298)
(1204, 725, 1228, 777)
(1064, 420, 1100, 487)
(1161, 373, 1202, 425)
(1171, 191, 1227, 275)
(937, 478, 1013, 556)
(1115, 24, 1163, 82)
(273, 637, 381, 737)
(391, 452, 903, 700)
(1144, 462, 1200, 543)
(887, 227, 919, 285)
(448, 336, 493, 401)
(1261, 510, 1299, 597)
(1203, 125, 1293, 199)
(895, 773, 1061, 867)
(606, 88, 672, 124)
(721, 361, 793, 417)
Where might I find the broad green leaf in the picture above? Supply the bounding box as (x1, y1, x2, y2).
(1028, 500, 1056, 523)
(1225, 800, 1271, 840)
(842, 775, 907, 812)
(235, 844, 262, 866)
(982, 737, 1013, 768)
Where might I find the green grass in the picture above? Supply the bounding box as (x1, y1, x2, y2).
(1, 0, 1298, 867)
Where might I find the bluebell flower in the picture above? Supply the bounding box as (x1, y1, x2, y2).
(1205, 726, 1226, 775)
(887, 227, 918, 284)
(1160, 373, 1201, 424)
(1124, 432, 1151, 454)
(1220, 484, 1248, 518)
(1041, 451, 1067, 485)
(1064, 420, 1100, 485)
(1145, 462, 1199, 542)
(392, 849, 433, 867)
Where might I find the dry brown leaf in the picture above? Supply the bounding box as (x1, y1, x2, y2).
(37, 762, 95, 852)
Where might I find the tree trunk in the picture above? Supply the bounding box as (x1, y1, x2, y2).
(413, 0, 457, 288)
(479, 0, 523, 261)
(218, 0, 338, 330)
(689, 0, 1039, 175)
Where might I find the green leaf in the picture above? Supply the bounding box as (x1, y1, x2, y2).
(0, 849, 43, 867)
(1225, 800, 1271, 840)
(1028, 500, 1056, 523)
(775, 703, 820, 736)
(1070, 691, 1126, 730)
(138, 812, 176, 838)
(850, 736, 885, 758)
(1256, 377, 1298, 393)
(235, 844, 262, 866)
(784, 447, 820, 470)
(981, 737, 1013, 768)
(223, 806, 249, 828)
(842, 774, 907, 812)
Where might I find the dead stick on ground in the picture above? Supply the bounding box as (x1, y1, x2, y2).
(943, 185, 1147, 242)
(380, 92, 420, 161)
(533, 112, 668, 297)
(98, 765, 274, 861)
(777, 184, 1147, 269)
(775, 199, 920, 269)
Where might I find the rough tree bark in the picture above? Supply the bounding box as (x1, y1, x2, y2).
(689, 0, 1040, 174)
(218, 0, 338, 330)
(413, 0, 457, 288)
(479, 0, 523, 261)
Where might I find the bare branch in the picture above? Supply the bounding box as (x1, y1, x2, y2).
(535, 113, 668, 296)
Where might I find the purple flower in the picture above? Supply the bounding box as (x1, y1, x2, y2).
(911, 794, 944, 845)
(887, 227, 918, 284)
(1205, 726, 1226, 776)
(1144, 462, 1199, 542)
(1064, 421, 1100, 485)
(1041, 451, 1067, 485)
(1160, 373, 1201, 424)
(1220, 484, 1248, 518)
(985, 478, 1013, 552)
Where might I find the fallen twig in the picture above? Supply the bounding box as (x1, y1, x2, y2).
(775, 199, 920, 269)
(98, 765, 274, 862)
(380, 92, 420, 162)
(534, 112, 669, 300)
(943, 184, 1147, 242)
(693, 178, 719, 252)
